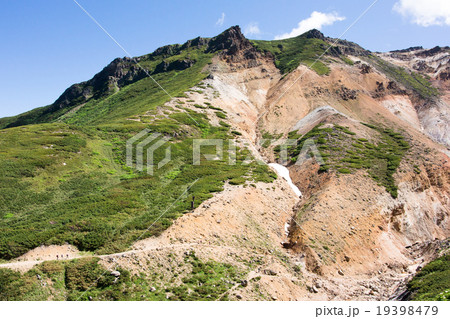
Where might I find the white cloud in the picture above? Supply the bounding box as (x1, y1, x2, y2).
(274, 11, 345, 40)
(215, 12, 225, 27)
(393, 0, 450, 26)
(244, 22, 261, 36)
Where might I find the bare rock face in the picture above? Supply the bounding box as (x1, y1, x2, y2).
(305, 246, 324, 275)
(386, 81, 407, 95)
(391, 46, 424, 53)
(390, 204, 405, 232)
(207, 26, 262, 65)
(416, 46, 448, 58)
(207, 26, 251, 54)
(304, 29, 325, 40)
(359, 64, 372, 74)
(413, 61, 434, 73)
(153, 59, 195, 73)
(336, 85, 357, 100)
(378, 46, 450, 148)
(326, 37, 370, 57)
(439, 70, 450, 81)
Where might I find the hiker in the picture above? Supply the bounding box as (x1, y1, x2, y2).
(191, 195, 195, 210)
(56, 254, 59, 260)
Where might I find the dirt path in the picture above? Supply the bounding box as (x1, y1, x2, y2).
(0, 242, 228, 272)
(0, 241, 285, 273)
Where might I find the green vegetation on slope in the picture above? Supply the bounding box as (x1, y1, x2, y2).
(0, 254, 244, 300)
(0, 106, 51, 129)
(251, 34, 331, 75)
(407, 254, 450, 301)
(0, 113, 275, 260)
(340, 55, 354, 65)
(367, 55, 439, 99)
(63, 48, 214, 125)
(276, 123, 409, 198)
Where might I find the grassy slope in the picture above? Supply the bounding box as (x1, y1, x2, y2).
(63, 47, 215, 126)
(0, 106, 50, 129)
(0, 253, 245, 300)
(251, 35, 332, 75)
(407, 254, 450, 301)
(367, 55, 439, 99)
(277, 123, 410, 198)
(0, 117, 275, 260)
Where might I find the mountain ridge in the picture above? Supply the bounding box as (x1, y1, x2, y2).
(1, 25, 446, 130)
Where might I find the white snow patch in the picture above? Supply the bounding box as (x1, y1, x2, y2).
(268, 163, 302, 198)
(284, 222, 290, 236)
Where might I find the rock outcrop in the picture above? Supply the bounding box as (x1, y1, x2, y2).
(50, 57, 148, 112)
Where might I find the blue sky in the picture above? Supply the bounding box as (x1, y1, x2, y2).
(1, 0, 449, 118)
